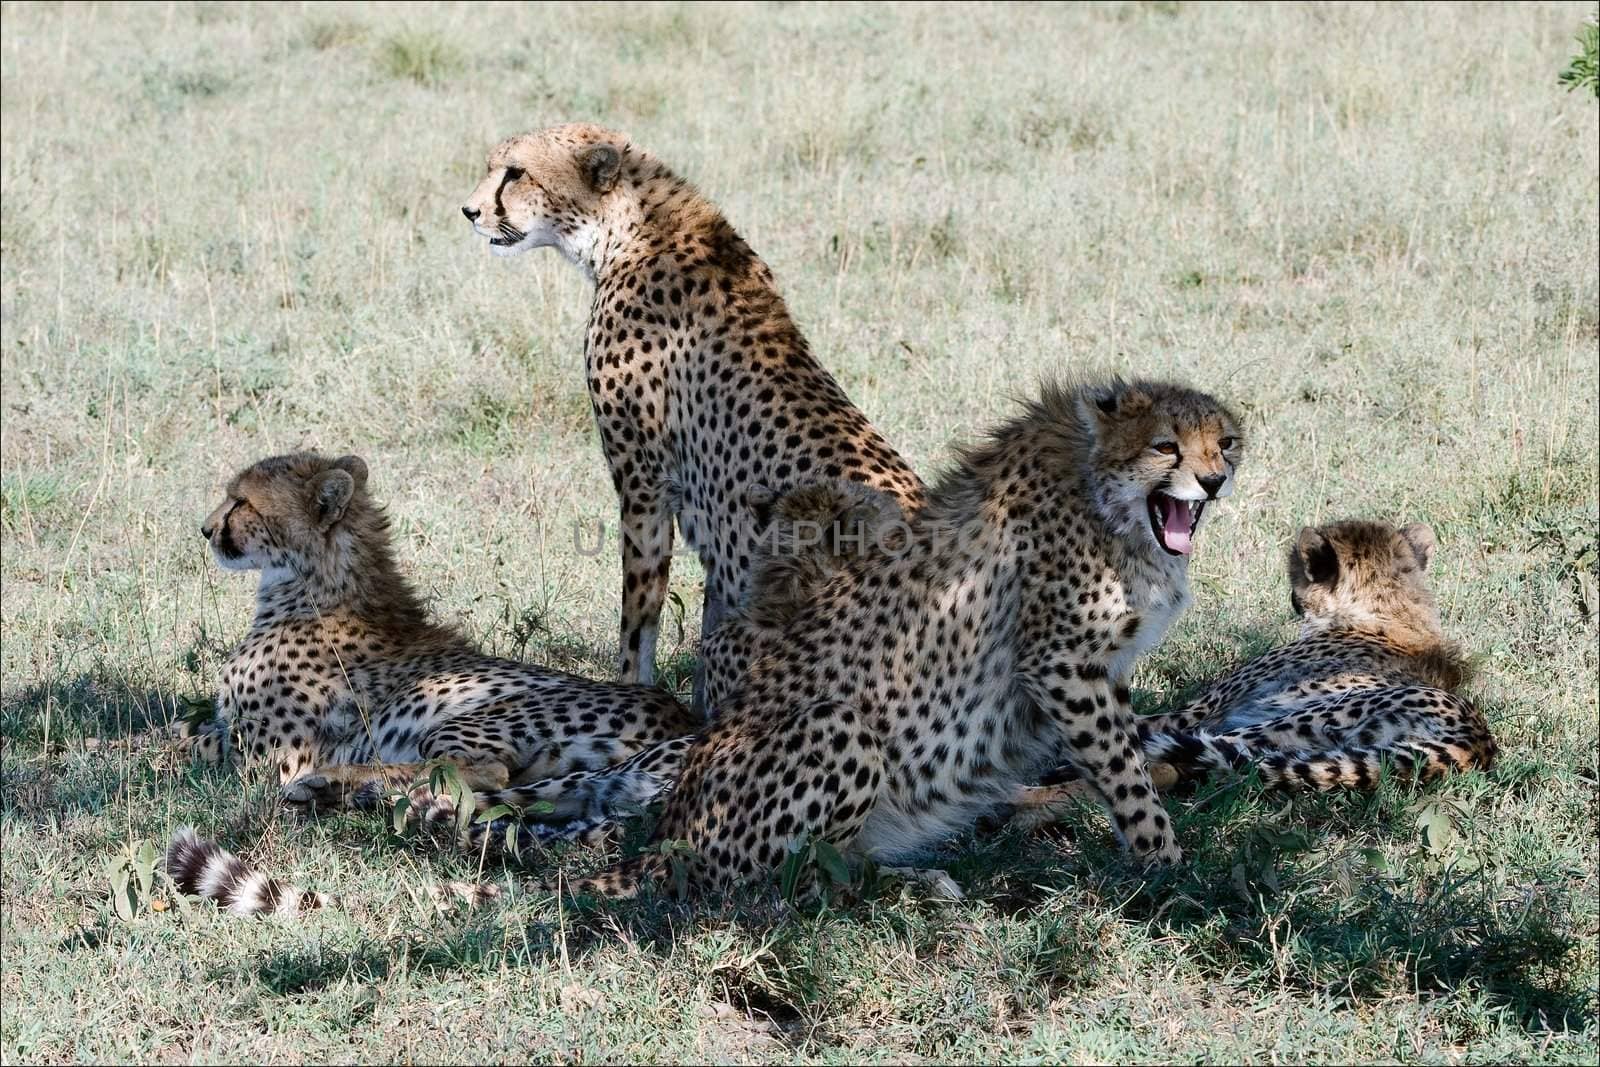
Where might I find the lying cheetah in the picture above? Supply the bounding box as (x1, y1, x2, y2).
(1012, 519, 1495, 824)
(460, 123, 926, 709)
(561, 376, 1245, 897)
(169, 452, 700, 913)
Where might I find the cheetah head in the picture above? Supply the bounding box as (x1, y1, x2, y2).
(201, 453, 371, 583)
(1078, 379, 1244, 558)
(1289, 519, 1442, 632)
(460, 123, 630, 263)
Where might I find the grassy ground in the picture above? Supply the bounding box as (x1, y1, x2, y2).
(2, 1, 1597, 1061)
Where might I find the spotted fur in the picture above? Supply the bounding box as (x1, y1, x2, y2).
(461, 123, 926, 710)
(560, 377, 1245, 898)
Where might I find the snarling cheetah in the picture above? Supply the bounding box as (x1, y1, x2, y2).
(1012, 519, 1496, 825)
(170, 452, 700, 913)
(560, 376, 1244, 897)
(460, 123, 926, 709)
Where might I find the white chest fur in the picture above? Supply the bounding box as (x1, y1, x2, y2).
(1108, 571, 1192, 684)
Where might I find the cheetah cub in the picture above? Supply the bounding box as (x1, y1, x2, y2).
(1014, 519, 1495, 824)
(167, 453, 699, 913)
(566, 376, 1244, 898)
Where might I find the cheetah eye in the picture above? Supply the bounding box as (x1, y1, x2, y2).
(1218, 436, 1236, 450)
(1152, 442, 1179, 456)
(503, 166, 524, 181)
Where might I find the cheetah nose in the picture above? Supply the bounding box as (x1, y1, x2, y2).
(200, 522, 214, 540)
(461, 206, 480, 222)
(1198, 474, 1226, 499)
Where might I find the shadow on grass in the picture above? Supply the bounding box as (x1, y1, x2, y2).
(0, 670, 208, 822)
(958, 765, 1594, 1034)
(0, 669, 201, 747)
(212, 767, 1589, 1045)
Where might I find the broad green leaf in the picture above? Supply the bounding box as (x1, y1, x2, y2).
(813, 840, 850, 885)
(134, 842, 158, 894)
(1417, 803, 1456, 854)
(476, 804, 516, 824)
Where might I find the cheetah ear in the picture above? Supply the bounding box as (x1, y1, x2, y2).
(312, 469, 355, 530)
(1076, 379, 1146, 434)
(1076, 383, 1121, 438)
(1399, 523, 1436, 570)
(332, 454, 368, 489)
(577, 144, 622, 193)
(1293, 526, 1338, 586)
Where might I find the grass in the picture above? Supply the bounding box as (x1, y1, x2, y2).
(1, 1, 1596, 1062)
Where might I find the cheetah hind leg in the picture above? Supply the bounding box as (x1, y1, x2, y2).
(281, 758, 512, 814)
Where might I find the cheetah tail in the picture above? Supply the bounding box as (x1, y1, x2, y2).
(1142, 732, 1485, 792)
(164, 827, 330, 918)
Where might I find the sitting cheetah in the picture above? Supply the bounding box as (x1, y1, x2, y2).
(1011, 519, 1496, 824)
(460, 123, 926, 709)
(701, 479, 910, 709)
(169, 452, 700, 913)
(559, 376, 1245, 897)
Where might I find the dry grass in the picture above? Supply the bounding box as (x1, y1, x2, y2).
(2, 2, 1596, 1062)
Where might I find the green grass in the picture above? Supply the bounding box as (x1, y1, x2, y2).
(2, 1, 1596, 1062)
(375, 29, 464, 86)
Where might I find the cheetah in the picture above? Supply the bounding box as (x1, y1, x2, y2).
(467, 478, 914, 842)
(560, 376, 1245, 898)
(1011, 519, 1496, 825)
(170, 452, 700, 913)
(460, 123, 926, 710)
(700, 478, 911, 709)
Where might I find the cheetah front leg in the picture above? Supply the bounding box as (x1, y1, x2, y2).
(1025, 667, 1182, 865)
(1004, 761, 1180, 834)
(617, 494, 674, 686)
(280, 758, 513, 813)
(690, 571, 728, 718)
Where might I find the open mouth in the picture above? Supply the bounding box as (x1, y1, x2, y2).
(489, 222, 526, 248)
(1147, 492, 1204, 556)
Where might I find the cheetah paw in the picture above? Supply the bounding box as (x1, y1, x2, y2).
(280, 773, 334, 809)
(881, 866, 965, 901)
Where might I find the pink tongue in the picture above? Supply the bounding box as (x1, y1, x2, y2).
(1161, 496, 1192, 555)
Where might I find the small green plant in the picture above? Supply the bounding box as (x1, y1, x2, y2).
(392, 763, 553, 853)
(1558, 16, 1599, 98)
(778, 832, 852, 905)
(392, 761, 478, 837)
(654, 838, 697, 899)
(104, 841, 158, 921)
(376, 31, 463, 86)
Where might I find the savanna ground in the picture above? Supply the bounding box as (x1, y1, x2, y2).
(2, 1, 1597, 1062)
